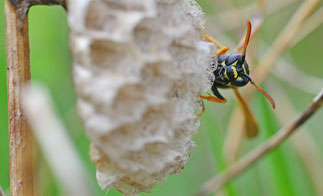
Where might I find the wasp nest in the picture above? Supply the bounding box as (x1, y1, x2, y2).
(68, 0, 215, 195)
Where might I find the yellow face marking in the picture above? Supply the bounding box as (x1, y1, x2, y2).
(232, 60, 238, 66)
(236, 77, 243, 81)
(227, 82, 232, 87)
(232, 66, 238, 79)
(242, 64, 247, 74)
(221, 61, 226, 66)
(224, 68, 229, 80)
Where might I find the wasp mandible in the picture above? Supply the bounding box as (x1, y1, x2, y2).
(200, 21, 275, 137)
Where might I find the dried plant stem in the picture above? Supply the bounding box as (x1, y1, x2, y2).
(0, 186, 4, 196)
(211, 0, 298, 32)
(222, 108, 245, 164)
(292, 5, 323, 47)
(197, 90, 323, 196)
(5, 0, 65, 195)
(253, 0, 320, 84)
(5, 0, 33, 195)
(235, 2, 265, 53)
(22, 84, 92, 196)
(268, 0, 301, 15)
(269, 81, 323, 196)
(266, 42, 323, 94)
(289, 131, 323, 196)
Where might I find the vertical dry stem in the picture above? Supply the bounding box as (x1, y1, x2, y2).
(5, 1, 66, 195)
(5, 0, 33, 195)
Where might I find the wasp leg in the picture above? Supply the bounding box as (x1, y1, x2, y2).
(202, 34, 224, 49)
(200, 85, 227, 103)
(232, 88, 258, 138)
(200, 93, 226, 103)
(198, 101, 206, 117)
(211, 85, 227, 102)
(198, 87, 226, 117)
(217, 47, 229, 56)
(202, 34, 230, 56)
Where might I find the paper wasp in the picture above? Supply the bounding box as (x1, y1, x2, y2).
(200, 21, 275, 137)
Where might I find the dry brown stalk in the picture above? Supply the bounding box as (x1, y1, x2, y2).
(253, 0, 320, 84)
(209, 0, 299, 32)
(292, 5, 323, 47)
(289, 132, 323, 196)
(22, 84, 92, 196)
(0, 186, 5, 196)
(268, 81, 323, 196)
(265, 42, 323, 94)
(5, 1, 65, 195)
(5, 1, 33, 195)
(222, 108, 245, 164)
(197, 90, 323, 196)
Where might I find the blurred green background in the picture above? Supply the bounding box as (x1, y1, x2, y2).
(0, 0, 322, 195)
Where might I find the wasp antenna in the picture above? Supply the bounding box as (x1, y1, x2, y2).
(243, 73, 276, 109)
(242, 21, 252, 60)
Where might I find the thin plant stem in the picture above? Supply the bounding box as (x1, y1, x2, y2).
(210, 0, 299, 32)
(5, 0, 65, 195)
(292, 5, 323, 47)
(253, 0, 320, 84)
(5, 0, 33, 195)
(268, 81, 323, 196)
(0, 186, 5, 196)
(197, 90, 323, 196)
(222, 108, 245, 164)
(22, 84, 92, 196)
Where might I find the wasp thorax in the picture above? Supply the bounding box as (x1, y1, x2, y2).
(217, 54, 249, 80)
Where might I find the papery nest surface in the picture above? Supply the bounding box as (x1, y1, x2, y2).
(68, 0, 215, 195)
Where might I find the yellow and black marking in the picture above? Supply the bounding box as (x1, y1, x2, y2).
(222, 65, 238, 81)
(242, 64, 247, 74)
(232, 66, 238, 79)
(224, 68, 229, 80)
(200, 21, 276, 140)
(214, 53, 250, 88)
(236, 77, 243, 81)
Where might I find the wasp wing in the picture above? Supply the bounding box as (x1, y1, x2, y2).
(232, 88, 259, 138)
